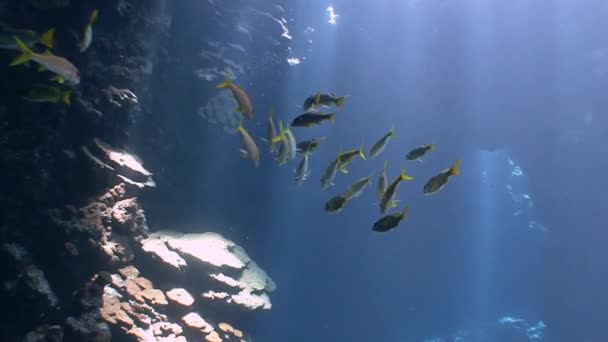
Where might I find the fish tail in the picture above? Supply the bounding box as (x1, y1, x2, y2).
(10, 37, 33, 66)
(389, 125, 396, 137)
(400, 167, 414, 181)
(335, 96, 346, 107)
(216, 71, 232, 89)
(451, 160, 461, 176)
(428, 144, 435, 151)
(269, 106, 274, 119)
(89, 9, 100, 24)
(383, 160, 388, 170)
(400, 206, 410, 220)
(62, 90, 72, 106)
(359, 146, 366, 160)
(39, 28, 55, 49)
(328, 113, 336, 124)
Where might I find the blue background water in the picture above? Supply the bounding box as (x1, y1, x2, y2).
(139, 0, 608, 340)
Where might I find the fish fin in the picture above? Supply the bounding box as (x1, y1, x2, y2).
(315, 93, 321, 105)
(359, 146, 366, 160)
(62, 90, 71, 106)
(339, 166, 349, 174)
(240, 149, 250, 159)
(400, 206, 410, 220)
(235, 106, 243, 113)
(268, 106, 274, 119)
(451, 160, 461, 176)
(216, 71, 232, 89)
(428, 144, 435, 151)
(418, 158, 425, 163)
(39, 28, 55, 49)
(383, 160, 388, 170)
(37, 64, 46, 72)
(400, 167, 414, 181)
(389, 200, 398, 209)
(89, 9, 100, 24)
(328, 113, 336, 124)
(335, 96, 346, 107)
(10, 37, 33, 66)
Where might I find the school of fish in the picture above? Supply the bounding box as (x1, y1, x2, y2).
(218, 82, 461, 233)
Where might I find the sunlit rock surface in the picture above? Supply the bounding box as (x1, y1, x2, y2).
(142, 231, 276, 311)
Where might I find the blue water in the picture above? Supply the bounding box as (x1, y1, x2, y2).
(141, 0, 608, 340)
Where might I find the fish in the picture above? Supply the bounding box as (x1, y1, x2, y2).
(344, 173, 373, 200)
(0, 27, 54, 50)
(294, 154, 310, 185)
(290, 112, 335, 127)
(272, 120, 296, 165)
(297, 137, 326, 154)
(423, 160, 460, 194)
(266, 107, 277, 153)
(79, 9, 99, 52)
(10, 37, 80, 85)
(337, 146, 366, 174)
(406, 144, 435, 161)
(373, 206, 410, 233)
(379, 167, 414, 214)
(23, 86, 71, 105)
(284, 127, 297, 161)
(303, 92, 346, 111)
(217, 71, 253, 119)
(237, 119, 260, 168)
(324, 194, 348, 214)
(377, 160, 388, 200)
(321, 156, 341, 190)
(369, 126, 395, 159)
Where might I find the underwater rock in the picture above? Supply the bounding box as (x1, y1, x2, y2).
(182, 312, 214, 334)
(2, 243, 59, 308)
(103, 86, 139, 109)
(166, 288, 195, 307)
(22, 325, 63, 342)
(218, 322, 244, 339)
(141, 231, 276, 311)
(87, 138, 155, 189)
(49, 184, 148, 264)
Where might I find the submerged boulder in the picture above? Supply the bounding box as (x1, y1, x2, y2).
(141, 231, 276, 311)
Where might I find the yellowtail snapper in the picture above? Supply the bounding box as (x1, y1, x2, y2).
(343, 173, 373, 200)
(236, 119, 260, 168)
(324, 194, 348, 214)
(297, 137, 326, 154)
(0, 27, 54, 50)
(373, 206, 410, 233)
(79, 9, 99, 52)
(291, 112, 335, 128)
(337, 146, 366, 174)
(423, 160, 460, 194)
(377, 160, 388, 200)
(369, 126, 395, 159)
(11, 37, 80, 85)
(23, 86, 71, 105)
(217, 71, 253, 119)
(379, 167, 414, 214)
(406, 144, 435, 161)
(303, 92, 346, 111)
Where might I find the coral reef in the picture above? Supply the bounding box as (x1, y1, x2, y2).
(0, 1, 272, 341)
